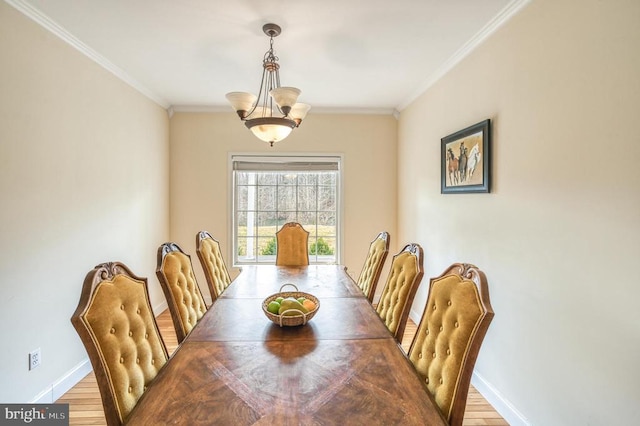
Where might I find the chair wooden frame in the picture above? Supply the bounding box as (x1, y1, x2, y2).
(356, 231, 390, 302)
(71, 262, 169, 426)
(407, 263, 494, 426)
(195, 231, 232, 300)
(156, 242, 208, 343)
(375, 243, 424, 342)
(275, 222, 310, 266)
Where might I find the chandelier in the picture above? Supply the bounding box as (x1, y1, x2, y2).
(226, 23, 310, 147)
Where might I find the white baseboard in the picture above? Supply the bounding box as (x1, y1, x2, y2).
(471, 371, 530, 426)
(409, 307, 421, 325)
(31, 300, 170, 403)
(152, 300, 168, 317)
(30, 386, 52, 404)
(409, 308, 529, 426)
(31, 359, 92, 404)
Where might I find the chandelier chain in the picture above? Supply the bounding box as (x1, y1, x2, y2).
(264, 36, 279, 65)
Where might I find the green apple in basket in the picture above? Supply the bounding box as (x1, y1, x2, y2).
(267, 300, 281, 314)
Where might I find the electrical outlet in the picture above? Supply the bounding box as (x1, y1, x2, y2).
(29, 348, 41, 370)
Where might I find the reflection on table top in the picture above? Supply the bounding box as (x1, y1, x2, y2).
(220, 265, 363, 299)
(188, 297, 392, 342)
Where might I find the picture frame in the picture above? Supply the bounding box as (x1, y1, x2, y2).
(441, 119, 491, 194)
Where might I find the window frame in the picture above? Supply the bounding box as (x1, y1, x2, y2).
(228, 153, 343, 267)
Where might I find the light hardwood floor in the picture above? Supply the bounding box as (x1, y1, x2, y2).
(57, 310, 507, 425)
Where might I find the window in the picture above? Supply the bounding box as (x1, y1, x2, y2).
(231, 155, 342, 266)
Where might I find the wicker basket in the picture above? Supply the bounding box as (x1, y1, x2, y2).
(262, 283, 320, 327)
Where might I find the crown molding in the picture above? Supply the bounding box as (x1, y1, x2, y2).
(396, 0, 532, 112)
(170, 104, 396, 116)
(6, 0, 170, 109)
(311, 106, 396, 116)
(170, 105, 231, 114)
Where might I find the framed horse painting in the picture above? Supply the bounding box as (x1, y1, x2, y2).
(441, 119, 491, 194)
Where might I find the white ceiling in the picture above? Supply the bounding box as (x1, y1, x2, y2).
(10, 0, 528, 113)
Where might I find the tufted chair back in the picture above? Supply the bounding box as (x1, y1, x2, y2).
(275, 222, 310, 266)
(375, 243, 424, 342)
(71, 262, 169, 426)
(356, 231, 390, 302)
(156, 242, 208, 343)
(195, 231, 232, 300)
(407, 263, 494, 426)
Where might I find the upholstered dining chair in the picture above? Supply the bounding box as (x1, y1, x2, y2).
(275, 222, 310, 266)
(407, 263, 494, 426)
(356, 231, 390, 303)
(156, 242, 208, 343)
(195, 231, 232, 301)
(375, 243, 424, 343)
(71, 262, 169, 426)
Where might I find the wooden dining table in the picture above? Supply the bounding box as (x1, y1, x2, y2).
(127, 265, 447, 425)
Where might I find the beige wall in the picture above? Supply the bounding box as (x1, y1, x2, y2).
(169, 112, 397, 294)
(0, 3, 170, 402)
(398, 0, 640, 424)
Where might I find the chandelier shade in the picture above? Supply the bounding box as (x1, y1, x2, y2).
(269, 87, 301, 113)
(289, 103, 311, 126)
(225, 92, 257, 117)
(225, 23, 309, 147)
